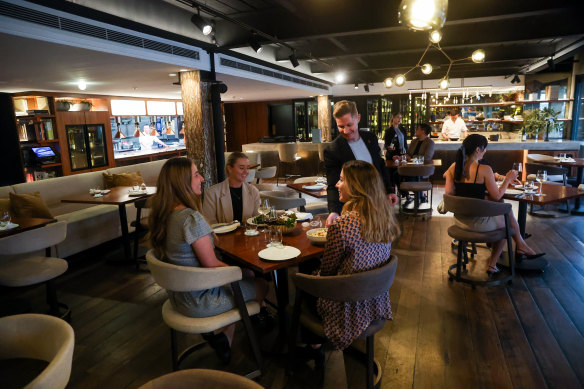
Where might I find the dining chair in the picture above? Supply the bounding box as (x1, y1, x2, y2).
(254, 166, 277, 184)
(138, 368, 263, 389)
(0, 221, 70, 320)
(288, 255, 398, 389)
(443, 194, 514, 287)
(252, 183, 297, 196)
(259, 191, 306, 212)
(277, 143, 301, 185)
(245, 168, 257, 183)
(397, 165, 435, 216)
(0, 313, 74, 389)
(146, 250, 262, 378)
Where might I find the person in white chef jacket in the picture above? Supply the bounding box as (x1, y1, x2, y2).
(139, 126, 168, 150)
(441, 111, 468, 141)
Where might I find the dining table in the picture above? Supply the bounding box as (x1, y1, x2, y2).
(0, 217, 57, 239)
(535, 157, 584, 215)
(214, 214, 326, 346)
(286, 182, 327, 199)
(61, 186, 156, 261)
(503, 182, 584, 270)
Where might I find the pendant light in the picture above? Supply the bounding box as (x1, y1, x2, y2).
(394, 74, 406, 87)
(471, 49, 486, 63)
(429, 30, 442, 43)
(439, 77, 450, 90)
(398, 0, 448, 31)
(420, 63, 433, 75)
(384, 77, 393, 88)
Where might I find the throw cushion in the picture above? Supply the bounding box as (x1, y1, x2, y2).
(9, 192, 53, 219)
(103, 172, 144, 188)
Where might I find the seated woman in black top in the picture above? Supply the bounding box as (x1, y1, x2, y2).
(444, 134, 543, 274)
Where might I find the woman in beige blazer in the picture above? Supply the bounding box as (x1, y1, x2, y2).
(203, 152, 261, 225)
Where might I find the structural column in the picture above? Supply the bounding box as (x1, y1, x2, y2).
(317, 95, 332, 141)
(180, 71, 217, 187)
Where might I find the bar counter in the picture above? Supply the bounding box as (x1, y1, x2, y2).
(114, 145, 187, 167)
(433, 139, 582, 151)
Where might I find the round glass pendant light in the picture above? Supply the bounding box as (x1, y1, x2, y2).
(394, 74, 406, 87)
(429, 30, 442, 43)
(439, 77, 450, 90)
(421, 63, 433, 74)
(384, 77, 393, 88)
(471, 49, 486, 63)
(398, 0, 448, 31)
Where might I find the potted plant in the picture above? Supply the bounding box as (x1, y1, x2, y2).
(541, 107, 561, 141)
(78, 100, 93, 111)
(523, 109, 546, 140)
(55, 100, 72, 111)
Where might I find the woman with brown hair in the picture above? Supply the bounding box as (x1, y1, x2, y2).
(149, 157, 267, 363)
(317, 160, 400, 350)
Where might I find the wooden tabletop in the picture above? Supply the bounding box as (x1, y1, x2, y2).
(503, 183, 584, 205)
(61, 186, 156, 205)
(286, 182, 328, 198)
(215, 215, 326, 273)
(535, 158, 584, 168)
(0, 217, 57, 238)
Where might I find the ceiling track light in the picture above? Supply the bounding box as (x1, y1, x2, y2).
(364, 84, 370, 92)
(354, 83, 359, 89)
(511, 74, 521, 84)
(191, 8, 212, 36)
(249, 33, 263, 53)
(289, 51, 299, 68)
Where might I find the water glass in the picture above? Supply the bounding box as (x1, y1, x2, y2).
(245, 219, 258, 235)
(269, 227, 283, 247)
(512, 162, 523, 174)
(0, 211, 10, 228)
(536, 170, 547, 196)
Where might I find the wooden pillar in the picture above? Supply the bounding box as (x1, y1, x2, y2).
(318, 95, 331, 141)
(180, 71, 217, 187)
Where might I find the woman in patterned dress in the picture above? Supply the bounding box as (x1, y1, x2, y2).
(317, 160, 400, 350)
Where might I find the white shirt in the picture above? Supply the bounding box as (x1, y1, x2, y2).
(442, 117, 468, 139)
(348, 137, 373, 164)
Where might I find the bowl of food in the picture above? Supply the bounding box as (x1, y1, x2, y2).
(268, 211, 298, 234)
(306, 228, 327, 244)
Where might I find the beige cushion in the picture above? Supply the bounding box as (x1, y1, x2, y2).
(447, 225, 509, 243)
(9, 192, 53, 218)
(161, 299, 260, 334)
(138, 369, 264, 389)
(103, 172, 144, 188)
(0, 256, 68, 287)
(400, 182, 432, 191)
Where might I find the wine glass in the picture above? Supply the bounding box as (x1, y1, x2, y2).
(536, 170, 547, 196)
(257, 200, 270, 231)
(512, 162, 522, 174)
(0, 211, 10, 228)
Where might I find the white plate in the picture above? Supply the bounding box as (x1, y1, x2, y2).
(295, 212, 313, 221)
(513, 184, 524, 189)
(505, 189, 523, 195)
(247, 217, 267, 227)
(258, 246, 301, 261)
(0, 222, 19, 231)
(211, 222, 240, 234)
(303, 184, 326, 190)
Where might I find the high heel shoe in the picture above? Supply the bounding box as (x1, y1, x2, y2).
(516, 251, 545, 260)
(486, 265, 500, 275)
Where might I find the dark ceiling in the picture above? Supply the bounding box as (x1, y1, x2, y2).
(179, 0, 584, 84)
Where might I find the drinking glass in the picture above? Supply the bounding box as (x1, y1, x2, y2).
(512, 162, 523, 174)
(244, 219, 258, 236)
(0, 211, 10, 228)
(269, 227, 283, 248)
(257, 200, 270, 231)
(536, 170, 547, 196)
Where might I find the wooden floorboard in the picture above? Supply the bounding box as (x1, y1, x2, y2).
(3, 199, 584, 388)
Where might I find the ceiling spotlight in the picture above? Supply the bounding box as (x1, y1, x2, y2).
(334, 72, 346, 83)
(471, 49, 485, 63)
(364, 84, 370, 92)
(289, 51, 300, 68)
(384, 77, 393, 88)
(354, 83, 359, 89)
(421, 63, 433, 75)
(439, 76, 450, 90)
(77, 79, 87, 90)
(169, 73, 177, 77)
(249, 34, 263, 53)
(394, 74, 406, 87)
(511, 74, 521, 84)
(398, 0, 448, 31)
(191, 9, 212, 36)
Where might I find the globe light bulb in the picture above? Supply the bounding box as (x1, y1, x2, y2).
(395, 74, 406, 87)
(334, 72, 346, 83)
(398, 0, 448, 31)
(429, 30, 442, 43)
(421, 63, 433, 74)
(472, 49, 485, 63)
(384, 77, 393, 88)
(439, 77, 449, 90)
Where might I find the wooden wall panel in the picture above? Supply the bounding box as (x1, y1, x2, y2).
(245, 102, 268, 144)
(224, 103, 247, 152)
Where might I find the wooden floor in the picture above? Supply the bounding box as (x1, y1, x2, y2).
(3, 192, 584, 388)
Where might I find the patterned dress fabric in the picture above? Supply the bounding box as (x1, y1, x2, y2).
(316, 211, 393, 350)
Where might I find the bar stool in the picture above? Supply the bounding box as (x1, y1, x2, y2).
(397, 164, 435, 216)
(443, 195, 515, 287)
(277, 143, 301, 185)
(138, 369, 263, 389)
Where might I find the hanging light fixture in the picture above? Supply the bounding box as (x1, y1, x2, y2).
(384, 77, 393, 88)
(439, 77, 450, 90)
(471, 49, 486, 63)
(191, 8, 213, 36)
(395, 74, 406, 87)
(420, 63, 433, 74)
(354, 83, 359, 89)
(364, 84, 370, 92)
(398, 0, 448, 31)
(429, 30, 442, 43)
(289, 51, 300, 68)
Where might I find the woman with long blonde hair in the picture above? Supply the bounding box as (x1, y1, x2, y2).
(149, 157, 267, 364)
(317, 160, 400, 350)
